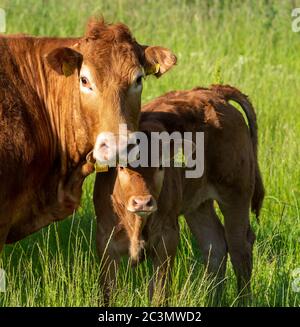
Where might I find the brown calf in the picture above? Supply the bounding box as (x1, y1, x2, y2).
(93, 85, 265, 305)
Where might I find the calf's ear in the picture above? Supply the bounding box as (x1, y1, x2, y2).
(46, 47, 83, 77)
(172, 139, 196, 167)
(160, 139, 196, 167)
(143, 46, 177, 77)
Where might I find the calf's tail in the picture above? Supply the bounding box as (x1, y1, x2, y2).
(211, 84, 265, 220)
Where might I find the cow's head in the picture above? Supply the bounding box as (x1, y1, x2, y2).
(46, 19, 176, 165)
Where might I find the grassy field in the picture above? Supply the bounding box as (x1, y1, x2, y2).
(0, 0, 300, 306)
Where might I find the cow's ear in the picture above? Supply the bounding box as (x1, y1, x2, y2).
(46, 47, 83, 77)
(143, 46, 177, 78)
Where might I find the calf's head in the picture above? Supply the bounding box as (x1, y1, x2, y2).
(46, 19, 177, 165)
(114, 164, 164, 264)
(116, 164, 165, 218)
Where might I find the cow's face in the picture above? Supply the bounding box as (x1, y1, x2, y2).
(46, 20, 176, 164)
(116, 164, 165, 218)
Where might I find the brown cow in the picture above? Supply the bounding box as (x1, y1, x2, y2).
(0, 19, 176, 251)
(94, 85, 264, 305)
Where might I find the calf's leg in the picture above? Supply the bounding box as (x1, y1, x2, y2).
(185, 200, 227, 304)
(150, 222, 179, 306)
(219, 199, 255, 302)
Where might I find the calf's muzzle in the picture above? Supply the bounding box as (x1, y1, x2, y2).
(127, 195, 157, 216)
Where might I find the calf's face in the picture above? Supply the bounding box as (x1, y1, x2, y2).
(116, 165, 165, 218)
(115, 164, 165, 263)
(46, 20, 176, 164)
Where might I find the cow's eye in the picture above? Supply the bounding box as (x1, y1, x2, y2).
(80, 76, 92, 89)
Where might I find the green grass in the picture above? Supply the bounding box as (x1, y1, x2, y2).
(0, 0, 300, 306)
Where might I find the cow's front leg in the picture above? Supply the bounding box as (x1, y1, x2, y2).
(150, 221, 179, 306)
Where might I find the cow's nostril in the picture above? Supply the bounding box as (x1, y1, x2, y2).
(97, 142, 110, 161)
(100, 142, 109, 150)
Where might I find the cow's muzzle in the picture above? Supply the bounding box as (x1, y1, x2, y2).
(93, 132, 139, 166)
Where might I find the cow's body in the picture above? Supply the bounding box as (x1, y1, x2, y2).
(0, 36, 85, 244)
(94, 85, 264, 304)
(0, 20, 176, 249)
